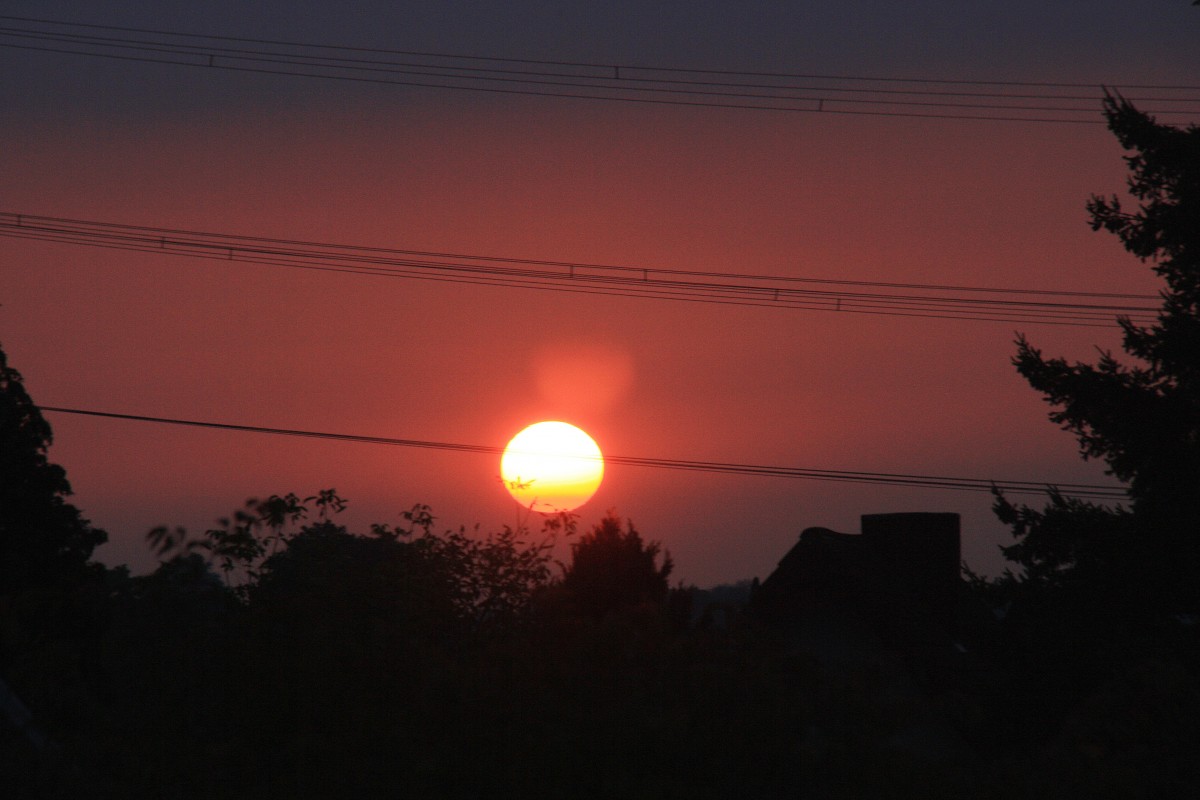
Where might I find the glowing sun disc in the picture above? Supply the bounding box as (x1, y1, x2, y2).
(501, 421, 604, 513)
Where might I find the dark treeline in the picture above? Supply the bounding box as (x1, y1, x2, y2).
(3, 97, 1200, 797)
(0, 467, 818, 798)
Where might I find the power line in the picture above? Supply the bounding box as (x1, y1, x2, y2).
(0, 212, 1162, 327)
(38, 405, 1129, 500)
(3, 16, 1198, 124)
(2, 14, 1197, 92)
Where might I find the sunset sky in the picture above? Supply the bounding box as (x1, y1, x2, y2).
(2, 2, 1198, 587)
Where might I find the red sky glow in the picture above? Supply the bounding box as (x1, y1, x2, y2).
(2, 2, 1197, 586)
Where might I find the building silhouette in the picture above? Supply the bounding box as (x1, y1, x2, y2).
(750, 512, 975, 761)
(751, 512, 963, 661)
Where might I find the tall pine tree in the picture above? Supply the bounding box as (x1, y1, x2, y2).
(995, 95, 1200, 618)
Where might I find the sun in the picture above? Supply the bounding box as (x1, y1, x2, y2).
(501, 421, 604, 513)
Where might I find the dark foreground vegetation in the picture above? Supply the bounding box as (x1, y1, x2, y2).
(5, 483, 1193, 800)
(3, 99, 1199, 797)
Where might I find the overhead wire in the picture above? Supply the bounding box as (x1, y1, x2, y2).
(3, 16, 1199, 124)
(0, 213, 1162, 327)
(38, 406, 1130, 501)
(3, 14, 1199, 91)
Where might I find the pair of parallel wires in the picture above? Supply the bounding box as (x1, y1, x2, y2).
(1, 15, 1199, 123)
(0, 213, 1161, 328)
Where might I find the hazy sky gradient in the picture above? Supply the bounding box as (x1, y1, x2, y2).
(2, 2, 1198, 585)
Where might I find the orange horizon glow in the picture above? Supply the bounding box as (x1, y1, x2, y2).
(501, 421, 604, 513)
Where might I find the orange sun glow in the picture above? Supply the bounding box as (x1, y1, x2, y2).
(500, 421, 604, 513)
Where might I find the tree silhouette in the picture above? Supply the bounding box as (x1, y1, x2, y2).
(0, 342, 106, 595)
(995, 96, 1200, 619)
(0, 343, 111, 788)
(558, 511, 673, 620)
